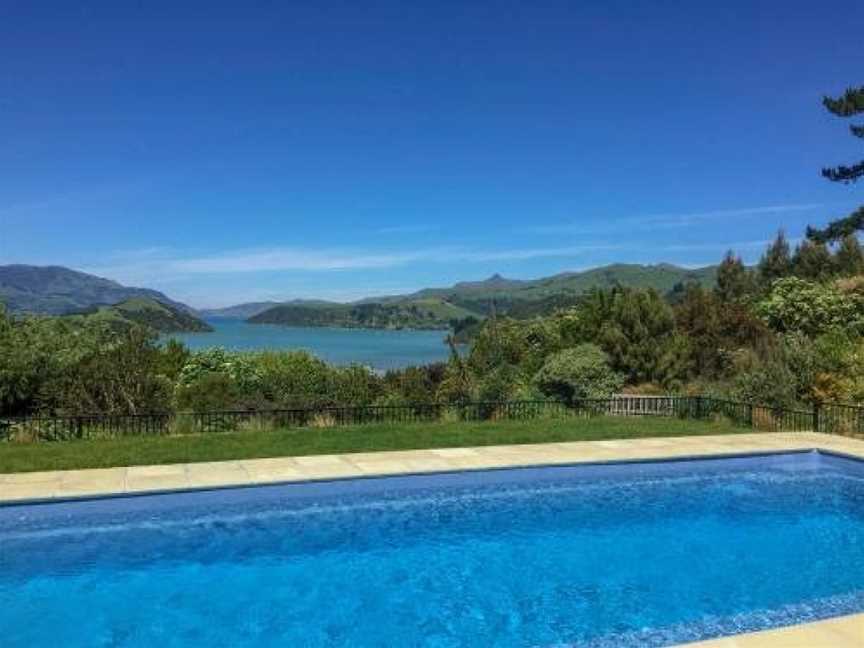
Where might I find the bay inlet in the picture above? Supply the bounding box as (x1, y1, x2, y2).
(165, 319, 451, 370)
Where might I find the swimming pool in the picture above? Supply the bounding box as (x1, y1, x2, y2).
(1, 450, 863, 647)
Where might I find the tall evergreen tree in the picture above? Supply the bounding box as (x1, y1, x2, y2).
(834, 234, 864, 276)
(792, 240, 834, 280)
(715, 250, 754, 302)
(807, 85, 864, 242)
(758, 231, 792, 285)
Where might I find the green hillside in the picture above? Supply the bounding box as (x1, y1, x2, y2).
(0, 264, 197, 316)
(250, 263, 718, 330)
(199, 299, 338, 319)
(249, 297, 476, 330)
(408, 264, 717, 306)
(69, 298, 213, 333)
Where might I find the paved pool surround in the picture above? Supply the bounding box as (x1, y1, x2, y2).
(2, 430, 863, 647)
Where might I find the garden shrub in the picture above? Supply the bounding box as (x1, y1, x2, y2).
(50, 326, 174, 415)
(256, 350, 331, 407)
(175, 372, 243, 412)
(757, 277, 864, 336)
(534, 344, 624, 402)
(327, 364, 384, 406)
(731, 356, 798, 410)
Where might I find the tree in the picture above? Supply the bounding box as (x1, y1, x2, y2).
(563, 287, 690, 386)
(806, 86, 864, 242)
(715, 250, 755, 302)
(436, 335, 475, 403)
(328, 364, 384, 406)
(384, 364, 444, 405)
(758, 231, 793, 285)
(52, 326, 173, 415)
(834, 234, 864, 276)
(466, 317, 526, 374)
(756, 277, 864, 337)
(792, 239, 834, 280)
(534, 344, 624, 402)
(675, 285, 725, 376)
(256, 350, 332, 407)
(174, 348, 265, 410)
(0, 310, 108, 415)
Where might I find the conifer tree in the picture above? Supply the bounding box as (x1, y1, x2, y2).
(807, 86, 864, 242)
(834, 234, 864, 276)
(758, 231, 792, 285)
(715, 250, 754, 302)
(792, 240, 833, 280)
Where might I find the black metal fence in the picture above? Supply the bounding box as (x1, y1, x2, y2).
(1, 395, 862, 443)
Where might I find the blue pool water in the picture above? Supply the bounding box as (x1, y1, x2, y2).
(2, 451, 864, 647)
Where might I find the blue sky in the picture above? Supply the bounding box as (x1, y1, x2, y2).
(1, 1, 862, 307)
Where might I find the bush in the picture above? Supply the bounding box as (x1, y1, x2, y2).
(731, 356, 798, 410)
(256, 350, 331, 407)
(436, 352, 476, 403)
(0, 310, 108, 415)
(174, 372, 243, 412)
(327, 364, 383, 406)
(176, 348, 262, 392)
(49, 326, 173, 415)
(476, 364, 522, 402)
(175, 348, 266, 410)
(757, 277, 864, 336)
(383, 364, 445, 404)
(534, 344, 624, 402)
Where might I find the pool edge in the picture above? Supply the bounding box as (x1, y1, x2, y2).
(0, 446, 830, 508)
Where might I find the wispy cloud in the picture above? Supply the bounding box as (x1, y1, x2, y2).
(79, 238, 769, 287)
(80, 243, 630, 284)
(377, 224, 440, 235)
(65, 237, 784, 308)
(528, 203, 825, 234)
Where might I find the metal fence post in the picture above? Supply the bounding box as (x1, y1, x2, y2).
(813, 403, 821, 433)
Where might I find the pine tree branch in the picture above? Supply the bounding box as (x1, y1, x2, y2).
(823, 86, 864, 117)
(806, 205, 864, 243)
(822, 161, 864, 183)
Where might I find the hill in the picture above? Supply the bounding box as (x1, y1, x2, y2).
(0, 265, 197, 316)
(402, 263, 717, 309)
(250, 263, 718, 330)
(69, 297, 213, 333)
(199, 299, 337, 319)
(249, 297, 476, 330)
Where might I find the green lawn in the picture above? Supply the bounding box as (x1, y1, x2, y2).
(0, 416, 749, 474)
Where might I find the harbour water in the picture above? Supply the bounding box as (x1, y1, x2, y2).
(165, 319, 450, 370)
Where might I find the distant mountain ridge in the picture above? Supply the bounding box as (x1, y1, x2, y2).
(401, 263, 717, 303)
(250, 263, 718, 330)
(0, 265, 197, 316)
(249, 297, 477, 330)
(1, 262, 719, 331)
(200, 299, 338, 320)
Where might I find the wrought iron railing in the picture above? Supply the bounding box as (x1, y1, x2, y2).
(1, 396, 861, 443)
